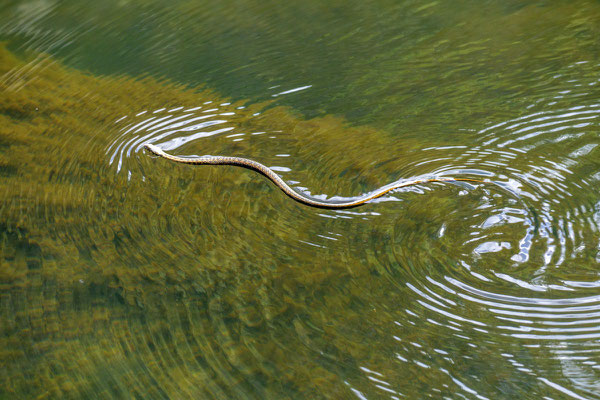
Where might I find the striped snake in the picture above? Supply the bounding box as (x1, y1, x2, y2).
(144, 143, 487, 209)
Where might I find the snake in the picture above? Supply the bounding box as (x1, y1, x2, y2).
(144, 143, 488, 209)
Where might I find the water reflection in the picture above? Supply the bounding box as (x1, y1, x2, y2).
(2, 1, 600, 399)
(107, 103, 237, 174)
(350, 62, 600, 398)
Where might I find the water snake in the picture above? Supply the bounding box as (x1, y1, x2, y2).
(144, 143, 487, 209)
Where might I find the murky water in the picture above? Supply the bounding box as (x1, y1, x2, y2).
(2, 0, 600, 398)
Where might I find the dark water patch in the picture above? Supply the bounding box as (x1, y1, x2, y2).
(0, 162, 18, 176)
(0, 105, 34, 120)
(3, 0, 599, 136)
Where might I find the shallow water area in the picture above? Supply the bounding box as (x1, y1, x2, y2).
(2, 1, 600, 398)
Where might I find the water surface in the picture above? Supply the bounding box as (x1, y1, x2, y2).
(1, 0, 600, 398)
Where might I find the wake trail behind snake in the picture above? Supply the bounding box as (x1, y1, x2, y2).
(143, 143, 494, 209)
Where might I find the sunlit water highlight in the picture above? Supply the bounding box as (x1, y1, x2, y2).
(2, 1, 600, 399)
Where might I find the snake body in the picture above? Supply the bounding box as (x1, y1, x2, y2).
(144, 143, 486, 209)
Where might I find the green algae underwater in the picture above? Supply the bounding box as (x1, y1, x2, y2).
(0, 44, 487, 398)
(1, 13, 600, 396)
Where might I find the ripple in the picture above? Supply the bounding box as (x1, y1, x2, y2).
(3, 3, 600, 396)
(329, 62, 600, 398)
(106, 103, 244, 175)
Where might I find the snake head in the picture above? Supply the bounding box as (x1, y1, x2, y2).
(143, 143, 163, 156)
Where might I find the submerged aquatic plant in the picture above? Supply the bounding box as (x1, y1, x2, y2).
(0, 44, 443, 398)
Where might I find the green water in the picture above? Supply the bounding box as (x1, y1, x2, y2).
(1, 0, 600, 398)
